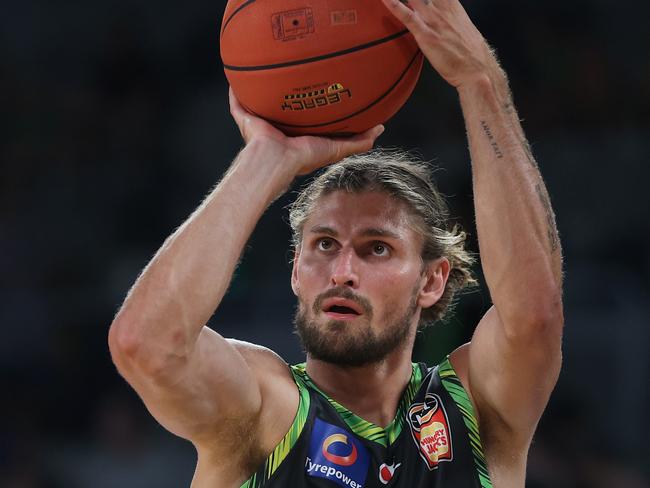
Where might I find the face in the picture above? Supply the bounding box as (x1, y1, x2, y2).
(291, 191, 447, 367)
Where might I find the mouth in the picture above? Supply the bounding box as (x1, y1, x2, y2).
(322, 298, 363, 320)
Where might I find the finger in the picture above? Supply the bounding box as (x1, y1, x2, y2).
(229, 87, 248, 121)
(228, 87, 251, 138)
(381, 0, 427, 32)
(229, 87, 243, 122)
(405, 0, 435, 19)
(228, 87, 239, 114)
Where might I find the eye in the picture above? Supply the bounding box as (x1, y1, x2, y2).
(317, 238, 335, 251)
(372, 242, 390, 256)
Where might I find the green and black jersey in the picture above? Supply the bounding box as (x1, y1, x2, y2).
(241, 359, 493, 488)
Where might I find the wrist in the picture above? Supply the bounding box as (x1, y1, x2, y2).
(456, 71, 493, 95)
(237, 137, 298, 195)
(458, 61, 507, 89)
(456, 69, 510, 114)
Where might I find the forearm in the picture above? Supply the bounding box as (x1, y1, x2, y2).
(458, 73, 563, 330)
(111, 139, 295, 362)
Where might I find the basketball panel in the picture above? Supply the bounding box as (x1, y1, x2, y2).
(275, 52, 424, 135)
(225, 37, 419, 128)
(221, 0, 409, 68)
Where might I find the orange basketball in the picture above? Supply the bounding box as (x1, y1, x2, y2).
(220, 0, 423, 136)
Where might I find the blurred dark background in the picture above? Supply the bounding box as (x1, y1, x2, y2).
(2, 0, 649, 486)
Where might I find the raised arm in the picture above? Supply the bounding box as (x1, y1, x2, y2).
(382, 0, 563, 459)
(108, 89, 383, 449)
(456, 57, 564, 437)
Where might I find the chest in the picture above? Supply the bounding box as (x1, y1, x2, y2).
(265, 384, 488, 487)
(238, 362, 494, 488)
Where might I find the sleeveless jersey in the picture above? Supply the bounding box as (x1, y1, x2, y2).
(240, 359, 493, 488)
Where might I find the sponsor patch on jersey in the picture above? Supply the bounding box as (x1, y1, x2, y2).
(306, 418, 369, 488)
(378, 461, 401, 484)
(407, 393, 453, 470)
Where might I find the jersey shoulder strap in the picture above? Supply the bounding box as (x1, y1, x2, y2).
(240, 365, 311, 488)
(434, 357, 492, 488)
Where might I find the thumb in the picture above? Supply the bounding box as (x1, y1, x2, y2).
(297, 125, 386, 175)
(332, 125, 385, 161)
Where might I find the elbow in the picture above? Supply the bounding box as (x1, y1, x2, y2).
(531, 303, 564, 340)
(503, 291, 564, 344)
(108, 315, 187, 382)
(108, 315, 139, 362)
(531, 290, 564, 330)
(108, 315, 146, 374)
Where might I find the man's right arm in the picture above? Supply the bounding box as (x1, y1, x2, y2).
(108, 138, 294, 443)
(108, 91, 383, 448)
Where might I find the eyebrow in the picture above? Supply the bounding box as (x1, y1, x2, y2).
(308, 225, 402, 240)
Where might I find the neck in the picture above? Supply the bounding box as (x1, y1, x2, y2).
(305, 343, 415, 428)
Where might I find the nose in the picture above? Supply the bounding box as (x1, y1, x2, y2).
(330, 248, 359, 288)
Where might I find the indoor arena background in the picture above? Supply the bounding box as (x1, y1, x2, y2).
(1, 0, 649, 486)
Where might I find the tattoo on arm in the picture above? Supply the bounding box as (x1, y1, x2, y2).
(487, 91, 560, 261)
(480, 120, 504, 159)
(502, 99, 539, 170)
(486, 93, 559, 254)
(535, 183, 560, 253)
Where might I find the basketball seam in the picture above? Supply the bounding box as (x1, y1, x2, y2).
(223, 29, 411, 71)
(221, 0, 257, 38)
(268, 49, 422, 129)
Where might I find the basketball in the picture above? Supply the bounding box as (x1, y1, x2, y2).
(220, 0, 423, 136)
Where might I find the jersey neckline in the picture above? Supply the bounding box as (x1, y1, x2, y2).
(291, 362, 425, 447)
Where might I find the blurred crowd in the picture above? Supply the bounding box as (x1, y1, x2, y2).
(1, 0, 649, 486)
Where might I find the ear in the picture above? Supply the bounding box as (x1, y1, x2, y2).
(417, 257, 451, 309)
(291, 247, 301, 296)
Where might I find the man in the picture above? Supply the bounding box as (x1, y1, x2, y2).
(109, 0, 563, 486)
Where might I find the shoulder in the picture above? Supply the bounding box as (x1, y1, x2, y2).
(447, 342, 470, 378)
(228, 339, 294, 377)
(446, 343, 479, 420)
(227, 339, 299, 421)
(227, 339, 302, 457)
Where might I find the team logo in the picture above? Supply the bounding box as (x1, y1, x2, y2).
(378, 462, 401, 484)
(306, 418, 369, 488)
(407, 393, 453, 470)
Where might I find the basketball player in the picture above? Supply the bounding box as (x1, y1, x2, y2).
(109, 0, 563, 486)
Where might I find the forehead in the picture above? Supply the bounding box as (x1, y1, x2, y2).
(303, 190, 418, 237)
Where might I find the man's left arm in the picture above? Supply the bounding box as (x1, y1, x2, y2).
(458, 72, 564, 444)
(382, 0, 564, 447)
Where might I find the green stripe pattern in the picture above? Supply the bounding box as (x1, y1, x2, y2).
(292, 363, 423, 447)
(438, 358, 493, 488)
(240, 368, 311, 488)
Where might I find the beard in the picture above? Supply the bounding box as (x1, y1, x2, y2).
(293, 286, 419, 368)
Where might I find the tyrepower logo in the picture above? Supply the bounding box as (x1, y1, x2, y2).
(408, 393, 453, 470)
(306, 418, 369, 488)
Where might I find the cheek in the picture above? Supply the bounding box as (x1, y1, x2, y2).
(297, 254, 331, 284)
(369, 268, 420, 313)
(294, 257, 328, 302)
(370, 262, 417, 290)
